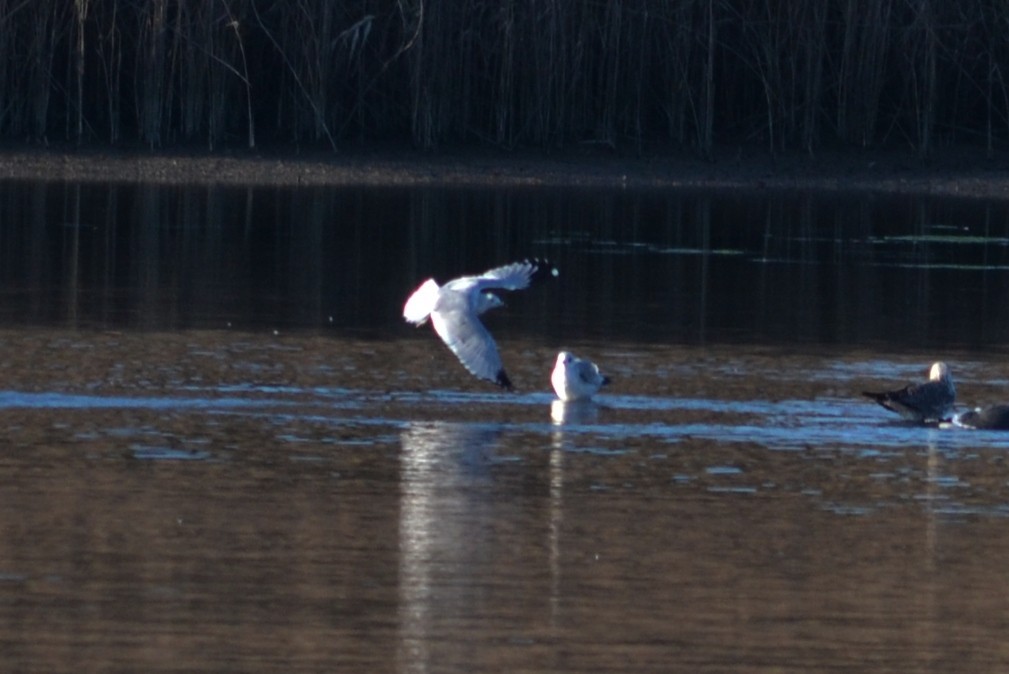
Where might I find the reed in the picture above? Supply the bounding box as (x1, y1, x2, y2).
(0, 0, 1006, 155)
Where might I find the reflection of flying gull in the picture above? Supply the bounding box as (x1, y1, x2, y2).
(404, 259, 559, 389)
(952, 404, 1009, 430)
(551, 351, 611, 401)
(861, 361, 956, 423)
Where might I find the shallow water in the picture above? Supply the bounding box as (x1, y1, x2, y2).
(2, 181, 1009, 671)
(2, 331, 1009, 672)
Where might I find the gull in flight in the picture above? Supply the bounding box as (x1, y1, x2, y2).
(551, 351, 611, 401)
(861, 361, 956, 423)
(404, 259, 558, 389)
(950, 404, 1009, 430)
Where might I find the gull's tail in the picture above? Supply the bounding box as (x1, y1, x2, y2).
(403, 278, 440, 325)
(860, 390, 892, 405)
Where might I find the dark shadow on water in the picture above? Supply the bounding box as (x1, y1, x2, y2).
(2, 180, 1009, 347)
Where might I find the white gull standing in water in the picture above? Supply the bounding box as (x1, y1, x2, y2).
(403, 259, 558, 389)
(551, 351, 611, 401)
(861, 361, 956, 423)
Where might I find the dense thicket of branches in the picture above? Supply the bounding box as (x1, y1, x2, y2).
(1, 0, 1008, 156)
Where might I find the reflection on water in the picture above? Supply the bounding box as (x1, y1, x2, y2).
(550, 399, 600, 425)
(398, 421, 505, 672)
(0, 332, 1006, 671)
(2, 180, 1009, 346)
(2, 178, 1009, 671)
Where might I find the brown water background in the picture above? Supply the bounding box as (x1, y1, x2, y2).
(1, 181, 1009, 672)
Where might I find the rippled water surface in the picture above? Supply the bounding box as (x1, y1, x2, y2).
(2, 180, 1009, 672)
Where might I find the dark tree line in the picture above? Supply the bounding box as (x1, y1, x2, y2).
(1, 0, 1008, 156)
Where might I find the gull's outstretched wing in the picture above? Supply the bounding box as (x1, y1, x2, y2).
(468, 259, 558, 292)
(430, 303, 512, 390)
(405, 259, 558, 390)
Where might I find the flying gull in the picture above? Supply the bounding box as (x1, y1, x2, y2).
(404, 259, 558, 389)
(551, 351, 611, 401)
(861, 361, 956, 423)
(951, 404, 1009, 430)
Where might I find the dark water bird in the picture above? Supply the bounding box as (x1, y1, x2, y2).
(952, 404, 1009, 430)
(551, 351, 611, 401)
(861, 361, 956, 423)
(403, 259, 559, 390)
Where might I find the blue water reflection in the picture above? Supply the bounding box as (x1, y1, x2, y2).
(4, 378, 1002, 458)
(0, 390, 279, 410)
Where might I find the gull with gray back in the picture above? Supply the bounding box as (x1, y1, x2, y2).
(551, 351, 611, 402)
(404, 259, 559, 390)
(861, 361, 956, 423)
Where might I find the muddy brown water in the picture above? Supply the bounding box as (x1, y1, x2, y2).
(2, 180, 1009, 671)
(1, 331, 1009, 673)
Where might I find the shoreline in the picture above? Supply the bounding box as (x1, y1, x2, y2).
(1, 145, 1009, 198)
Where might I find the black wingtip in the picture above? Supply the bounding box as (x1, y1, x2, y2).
(602, 376, 613, 386)
(525, 258, 560, 284)
(495, 369, 514, 391)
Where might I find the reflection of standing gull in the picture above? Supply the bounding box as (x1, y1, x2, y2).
(404, 259, 559, 390)
(550, 399, 600, 425)
(550, 351, 611, 401)
(951, 404, 1009, 430)
(861, 361, 956, 423)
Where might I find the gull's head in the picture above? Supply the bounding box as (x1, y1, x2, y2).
(556, 351, 574, 367)
(930, 361, 950, 382)
(476, 292, 505, 314)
